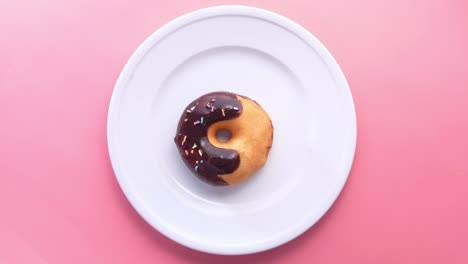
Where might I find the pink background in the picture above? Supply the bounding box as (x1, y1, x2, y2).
(1, 0, 468, 263)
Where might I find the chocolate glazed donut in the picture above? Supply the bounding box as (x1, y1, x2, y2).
(174, 92, 243, 186)
(175, 91, 274, 186)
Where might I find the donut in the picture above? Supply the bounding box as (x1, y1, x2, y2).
(174, 91, 273, 186)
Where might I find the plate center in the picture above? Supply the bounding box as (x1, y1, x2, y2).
(151, 46, 305, 207)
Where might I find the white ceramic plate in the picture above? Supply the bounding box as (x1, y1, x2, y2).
(108, 6, 356, 255)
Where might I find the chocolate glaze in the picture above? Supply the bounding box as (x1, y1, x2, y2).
(174, 92, 242, 186)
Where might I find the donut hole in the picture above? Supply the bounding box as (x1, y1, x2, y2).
(215, 128, 232, 143)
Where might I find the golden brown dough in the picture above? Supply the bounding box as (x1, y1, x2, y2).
(207, 96, 273, 185)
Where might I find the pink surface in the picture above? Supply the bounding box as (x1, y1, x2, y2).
(1, 0, 467, 263)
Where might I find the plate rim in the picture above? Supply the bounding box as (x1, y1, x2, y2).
(107, 5, 357, 255)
